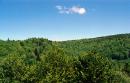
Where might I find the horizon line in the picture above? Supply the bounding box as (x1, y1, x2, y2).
(0, 33, 129, 41)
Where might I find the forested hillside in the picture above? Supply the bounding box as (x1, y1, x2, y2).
(59, 33, 130, 60)
(1, 34, 130, 83)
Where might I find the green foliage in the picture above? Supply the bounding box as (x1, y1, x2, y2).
(123, 62, 130, 76)
(0, 54, 25, 82)
(0, 34, 130, 82)
(73, 52, 113, 83)
(59, 33, 130, 60)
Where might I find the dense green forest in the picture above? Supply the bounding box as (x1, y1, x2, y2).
(1, 33, 130, 83)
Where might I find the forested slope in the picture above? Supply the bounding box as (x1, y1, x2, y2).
(59, 33, 130, 60)
(0, 34, 130, 83)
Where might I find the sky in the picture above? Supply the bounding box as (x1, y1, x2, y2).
(0, 0, 130, 41)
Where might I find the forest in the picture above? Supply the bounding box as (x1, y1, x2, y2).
(1, 33, 130, 83)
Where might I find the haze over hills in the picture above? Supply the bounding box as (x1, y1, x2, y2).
(0, 0, 129, 41)
(1, 33, 130, 41)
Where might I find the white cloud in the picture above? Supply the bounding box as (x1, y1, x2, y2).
(56, 5, 62, 10)
(56, 5, 87, 15)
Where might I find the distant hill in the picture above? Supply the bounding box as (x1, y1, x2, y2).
(59, 33, 130, 60)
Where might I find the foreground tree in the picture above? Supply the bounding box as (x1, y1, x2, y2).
(73, 52, 113, 83)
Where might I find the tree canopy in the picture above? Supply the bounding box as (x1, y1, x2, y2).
(1, 34, 130, 82)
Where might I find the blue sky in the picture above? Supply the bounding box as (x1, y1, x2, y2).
(0, 0, 130, 41)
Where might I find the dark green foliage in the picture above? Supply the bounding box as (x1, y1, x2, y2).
(73, 52, 113, 83)
(34, 48, 41, 61)
(123, 62, 130, 76)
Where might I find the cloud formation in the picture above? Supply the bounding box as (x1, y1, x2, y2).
(56, 5, 87, 15)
